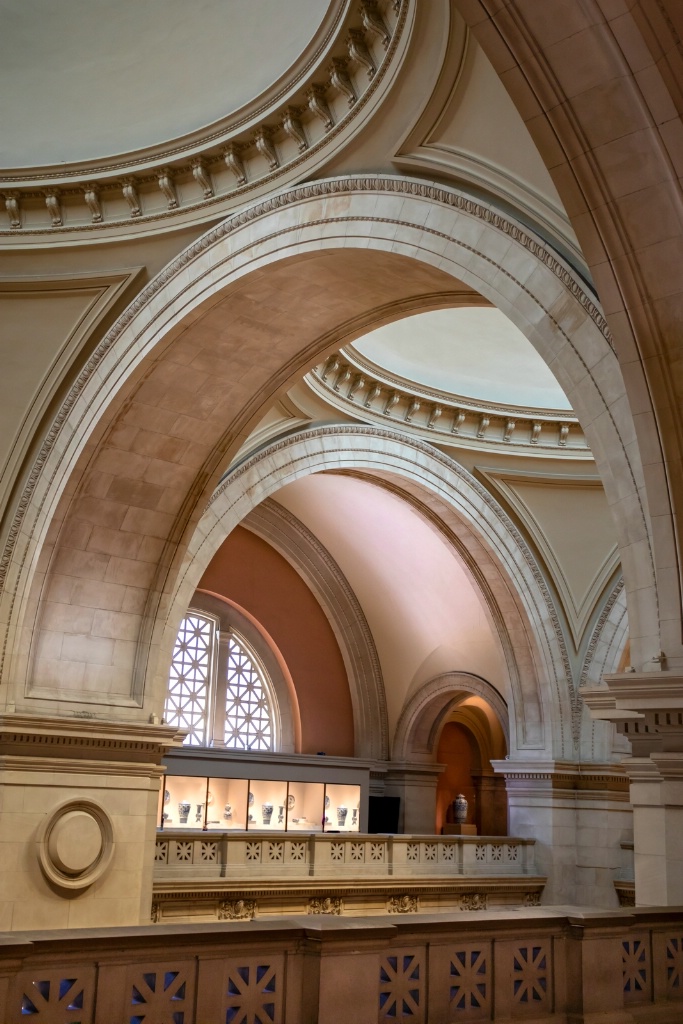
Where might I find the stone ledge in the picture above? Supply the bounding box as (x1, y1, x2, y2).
(151, 876, 547, 923)
(0, 713, 184, 765)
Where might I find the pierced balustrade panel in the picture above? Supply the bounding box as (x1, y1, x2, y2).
(3, 911, 681, 1022)
(222, 958, 284, 1024)
(449, 945, 491, 1020)
(379, 951, 424, 1023)
(154, 832, 535, 883)
(462, 840, 526, 874)
(511, 941, 551, 1016)
(10, 971, 95, 1024)
(622, 936, 651, 1005)
(126, 961, 195, 1024)
(666, 935, 683, 998)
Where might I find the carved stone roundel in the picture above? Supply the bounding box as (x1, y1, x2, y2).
(37, 798, 114, 891)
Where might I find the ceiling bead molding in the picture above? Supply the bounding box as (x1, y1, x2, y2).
(0, 0, 405, 236)
(307, 348, 590, 457)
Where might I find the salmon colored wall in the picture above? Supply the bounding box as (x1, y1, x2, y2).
(435, 723, 479, 834)
(199, 525, 355, 756)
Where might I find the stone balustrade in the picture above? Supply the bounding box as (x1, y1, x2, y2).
(1, 908, 681, 1022)
(154, 831, 537, 880)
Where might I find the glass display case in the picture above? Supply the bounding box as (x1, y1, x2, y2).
(247, 778, 289, 830)
(204, 777, 249, 831)
(162, 775, 209, 829)
(286, 780, 325, 832)
(322, 783, 361, 832)
(158, 774, 362, 832)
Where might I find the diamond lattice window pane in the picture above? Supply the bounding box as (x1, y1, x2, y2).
(164, 614, 214, 745)
(224, 635, 274, 750)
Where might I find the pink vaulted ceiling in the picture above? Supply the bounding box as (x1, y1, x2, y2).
(273, 473, 507, 734)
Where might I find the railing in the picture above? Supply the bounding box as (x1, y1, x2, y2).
(2, 908, 681, 1022)
(154, 831, 537, 880)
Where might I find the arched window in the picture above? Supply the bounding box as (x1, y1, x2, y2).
(164, 612, 215, 746)
(164, 610, 278, 750)
(224, 633, 274, 750)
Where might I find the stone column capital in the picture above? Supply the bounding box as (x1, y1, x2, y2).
(490, 759, 629, 798)
(582, 672, 683, 757)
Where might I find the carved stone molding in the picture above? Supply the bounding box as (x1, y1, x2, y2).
(614, 882, 635, 908)
(0, 176, 647, 746)
(579, 577, 627, 692)
(0, 1, 406, 235)
(218, 898, 256, 921)
(582, 673, 683, 758)
(0, 714, 183, 765)
(309, 896, 343, 915)
(388, 894, 418, 913)
(0, 174, 621, 627)
(459, 893, 487, 911)
(307, 347, 589, 456)
(151, 878, 545, 920)
(37, 797, 115, 893)
(207, 425, 573, 755)
(393, 672, 510, 761)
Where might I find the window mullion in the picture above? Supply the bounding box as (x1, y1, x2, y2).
(211, 631, 231, 746)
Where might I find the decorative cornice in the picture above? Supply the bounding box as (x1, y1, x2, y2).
(153, 879, 545, 901)
(491, 758, 629, 792)
(307, 346, 590, 456)
(0, 1, 406, 235)
(0, 713, 184, 763)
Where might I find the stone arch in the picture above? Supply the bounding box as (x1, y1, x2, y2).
(578, 576, 630, 762)
(241, 498, 389, 761)
(455, 0, 683, 670)
(392, 671, 510, 763)
(0, 177, 650, 736)
(166, 424, 573, 759)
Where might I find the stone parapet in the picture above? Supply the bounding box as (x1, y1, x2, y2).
(0, 907, 681, 1022)
(153, 831, 537, 882)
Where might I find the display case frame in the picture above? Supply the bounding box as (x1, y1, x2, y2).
(159, 749, 369, 833)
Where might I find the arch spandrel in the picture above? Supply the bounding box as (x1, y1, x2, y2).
(0, 178, 650, 745)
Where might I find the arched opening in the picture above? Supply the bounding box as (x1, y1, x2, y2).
(3, 178, 650, 734)
(435, 696, 508, 837)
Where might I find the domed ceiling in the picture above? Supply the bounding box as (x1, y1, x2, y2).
(2, 0, 329, 166)
(350, 308, 572, 411)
